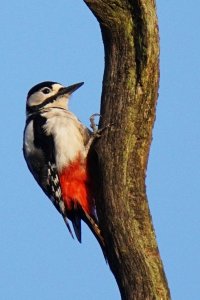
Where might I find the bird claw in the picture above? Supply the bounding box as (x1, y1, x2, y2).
(89, 113, 101, 134)
(86, 114, 113, 154)
(89, 113, 113, 137)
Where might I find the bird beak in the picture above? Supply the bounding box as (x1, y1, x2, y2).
(58, 82, 84, 96)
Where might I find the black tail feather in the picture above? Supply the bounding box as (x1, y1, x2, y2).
(72, 214, 82, 243)
(81, 210, 107, 260)
(65, 203, 107, 259)
(63, 217, 74, 239)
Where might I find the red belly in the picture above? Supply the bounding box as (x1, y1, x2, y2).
(59, 157, 93, 215)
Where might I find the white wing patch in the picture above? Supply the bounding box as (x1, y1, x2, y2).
(24, 120, 44, 162)
(24, 120, 35, 154)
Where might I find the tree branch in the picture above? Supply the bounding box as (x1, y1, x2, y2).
(84, 1, 170, 299)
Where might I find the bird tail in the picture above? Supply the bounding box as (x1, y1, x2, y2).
(67, 203, 107, 260)
(80, 209, 107, 260)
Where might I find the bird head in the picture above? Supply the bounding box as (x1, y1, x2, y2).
(26, 81, 84, 114)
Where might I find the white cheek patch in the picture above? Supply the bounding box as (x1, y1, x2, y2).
(27, 92, 47, 107)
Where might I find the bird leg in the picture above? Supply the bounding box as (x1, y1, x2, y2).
(86, 113, 112, 154)
(89, 113, 100, 134)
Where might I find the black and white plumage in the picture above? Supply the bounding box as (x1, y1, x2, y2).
(23, 81, 105, 255)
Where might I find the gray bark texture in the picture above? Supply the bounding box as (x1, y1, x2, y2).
(84, 1, 171, 299)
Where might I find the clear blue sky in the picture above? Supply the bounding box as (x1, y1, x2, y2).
(0, 1, 199, 299)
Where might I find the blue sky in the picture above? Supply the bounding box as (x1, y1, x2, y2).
(0, 1, 199, 299)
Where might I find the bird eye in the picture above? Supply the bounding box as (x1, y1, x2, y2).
(42, 88, 51, 94)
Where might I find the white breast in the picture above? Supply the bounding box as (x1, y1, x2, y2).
(42, 109, 87, 171)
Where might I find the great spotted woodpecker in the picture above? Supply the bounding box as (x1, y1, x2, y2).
(23, 81, 105, 255)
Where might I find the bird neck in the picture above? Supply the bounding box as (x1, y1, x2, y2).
(26, 97, 69, 116)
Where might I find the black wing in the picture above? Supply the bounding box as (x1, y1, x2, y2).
(23, 114, 74, 238)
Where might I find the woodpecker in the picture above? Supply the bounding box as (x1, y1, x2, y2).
(23, 81, 105, 255)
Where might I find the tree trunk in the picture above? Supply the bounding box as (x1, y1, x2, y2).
(84, 1, 170, 299)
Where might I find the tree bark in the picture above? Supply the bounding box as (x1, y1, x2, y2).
(84, 1, 170, 299)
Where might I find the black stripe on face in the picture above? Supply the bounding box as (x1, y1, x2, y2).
(35, 82, 84, 109)
(26, 81, 84, 114)
(26, 81, 60, 114)
(26, 93, 60, 113)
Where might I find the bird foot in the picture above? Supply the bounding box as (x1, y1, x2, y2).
(86, 113, 112, 154)
(89, 113, 100, 134)
(89, 113, 112, 137)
